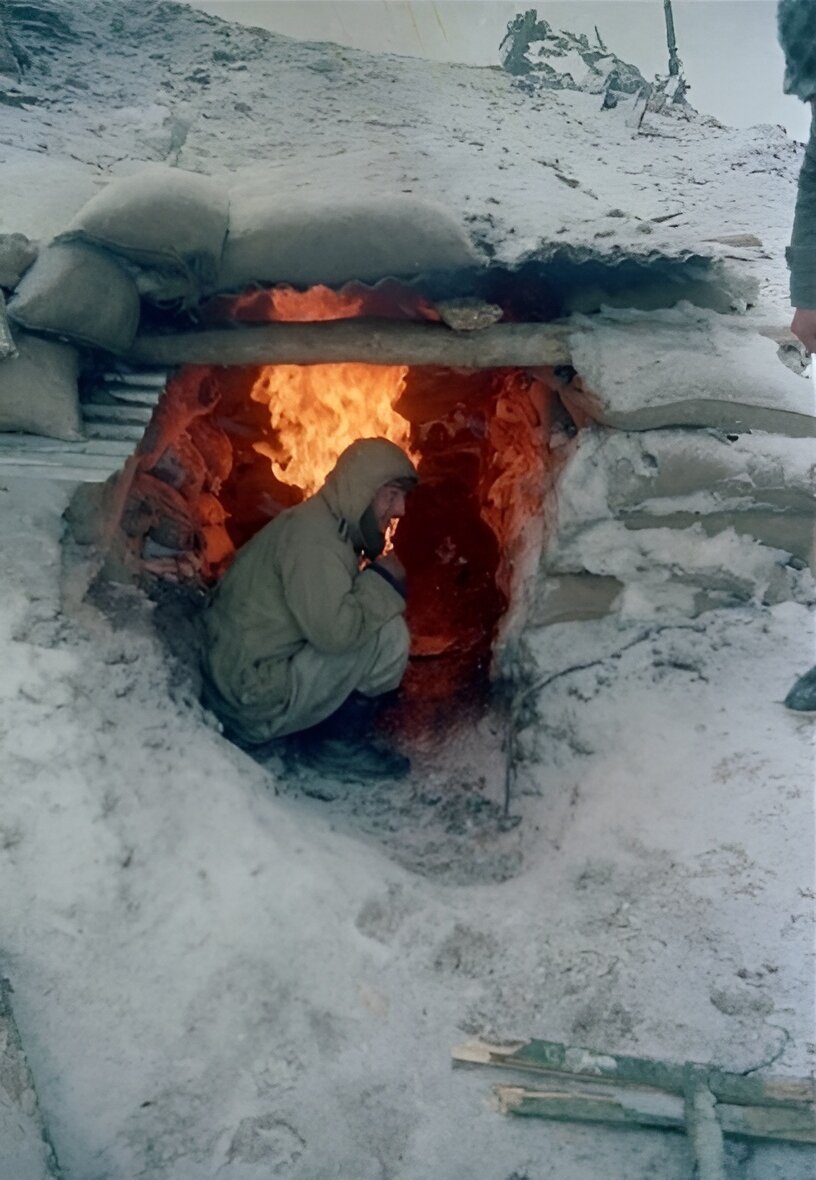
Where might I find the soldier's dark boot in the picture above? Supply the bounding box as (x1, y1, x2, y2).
(784, 665, 816, 715)
(292, 692, 410, 781)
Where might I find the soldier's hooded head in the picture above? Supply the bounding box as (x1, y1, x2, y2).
(320, 437, 418, 558)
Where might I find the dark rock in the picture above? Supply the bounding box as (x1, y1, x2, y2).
(499, 7, 647, 103)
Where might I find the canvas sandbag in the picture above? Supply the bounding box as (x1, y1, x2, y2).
(7, 241, 140, 354)
(215, 192, 480, 291)
(59, 165, 229, 301)
(0, 293, 15, 360)
(0, 233, 37, 290)
(0, 330, 81, 440)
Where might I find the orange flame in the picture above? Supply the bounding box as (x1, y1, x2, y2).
(204, 281, 440, 325)
(250, 363, 413, 497)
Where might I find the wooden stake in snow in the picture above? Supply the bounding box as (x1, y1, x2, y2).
(663, 0, 682, 78)
(683, 1066, 726, 1180)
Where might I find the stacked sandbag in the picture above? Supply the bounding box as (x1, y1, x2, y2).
(0, 328, 82, 440)
(524, 302, 816, 625)
(555, 429, 816, 568)
(0, 233, 37, 361)
(564, 305, 816, 437)
(0, 233, 37, 290)
(0, 293, 15, 361)
(58, 164, 230, 305)
(214, 190, 479, 291)
(7, 241, 140, 354)
(534, 427, 816, 627)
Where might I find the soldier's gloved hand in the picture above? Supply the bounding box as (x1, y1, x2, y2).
(791, 307, 816, 353)
(374, 552, 407, 596)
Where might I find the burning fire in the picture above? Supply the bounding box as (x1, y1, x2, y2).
(250, 363, 413, 497)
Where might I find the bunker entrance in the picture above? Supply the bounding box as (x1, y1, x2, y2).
(118, 285, 576, 727)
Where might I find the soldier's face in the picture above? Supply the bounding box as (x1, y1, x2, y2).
(372, 482, 408, 531)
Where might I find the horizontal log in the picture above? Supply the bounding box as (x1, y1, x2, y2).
(124, 319, 572, 369)
(452, 1039, 816, 1109)
(495, 1084, 816, 1144)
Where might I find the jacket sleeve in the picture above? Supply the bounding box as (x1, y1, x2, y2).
(278, 535, 406, 656)
(788, 109, 816, 308)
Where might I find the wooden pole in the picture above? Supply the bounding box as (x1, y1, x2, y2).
(123, 319, 572, 370)
(663, 0, 681, 77)
(684, 1066, 727, 1180)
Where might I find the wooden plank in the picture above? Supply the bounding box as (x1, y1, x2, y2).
(82, 404, 154, 425)
(84, 422, 145, 442)
(123, 319, 572, 369)
(104, 370, 169, 388)
(0, 432, 131, 482)
(718, 1102, 816, 1144)
(0, 451, 124, 470)
(101, 386, 162, 406)
(494, 1085, 816, 1144)
(0, 435, 132, 456)
(0, 461, 115, 483)
(452, 1039, 816, 1109)
(496, 1084, 685, 1130)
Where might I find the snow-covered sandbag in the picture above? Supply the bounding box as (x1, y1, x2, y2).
(546, 518, 812, 607)
(0, 292, 15, 360)
(0, 232, 37, 290)
(58, 165, 229, 301)
(529, 573, 623, 627)
(215, 192, 480, 290)
(0, 330, 81, 440)
(7, 241, 140, 354)
(567, 305, 816, 438)
(552, 428, 816, 558)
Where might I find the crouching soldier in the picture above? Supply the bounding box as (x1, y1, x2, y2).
(201, 437, 418, 777)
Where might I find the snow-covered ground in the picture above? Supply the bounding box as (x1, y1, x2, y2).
(1, 474, 813, 1179)
(0, 3, 814, 1177)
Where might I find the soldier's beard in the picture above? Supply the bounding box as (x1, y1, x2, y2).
(358, 504, 385, 560)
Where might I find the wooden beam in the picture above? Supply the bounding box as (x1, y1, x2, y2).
(495, 1084, 816, 1145)
(123, 319, 572, 369)
(452, 1039, 816, 1109)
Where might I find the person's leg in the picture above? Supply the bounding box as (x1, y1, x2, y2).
(271, 616, 410, 740)
(285, 618, 411, 779)
(356, 616, 410, 698)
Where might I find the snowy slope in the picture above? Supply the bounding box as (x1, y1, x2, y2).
(0, 0, 803, 310)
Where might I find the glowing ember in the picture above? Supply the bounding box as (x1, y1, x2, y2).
(206, 281, 439, 325)
(250, 363, 413, 497)
(245, 284, 364, 322)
